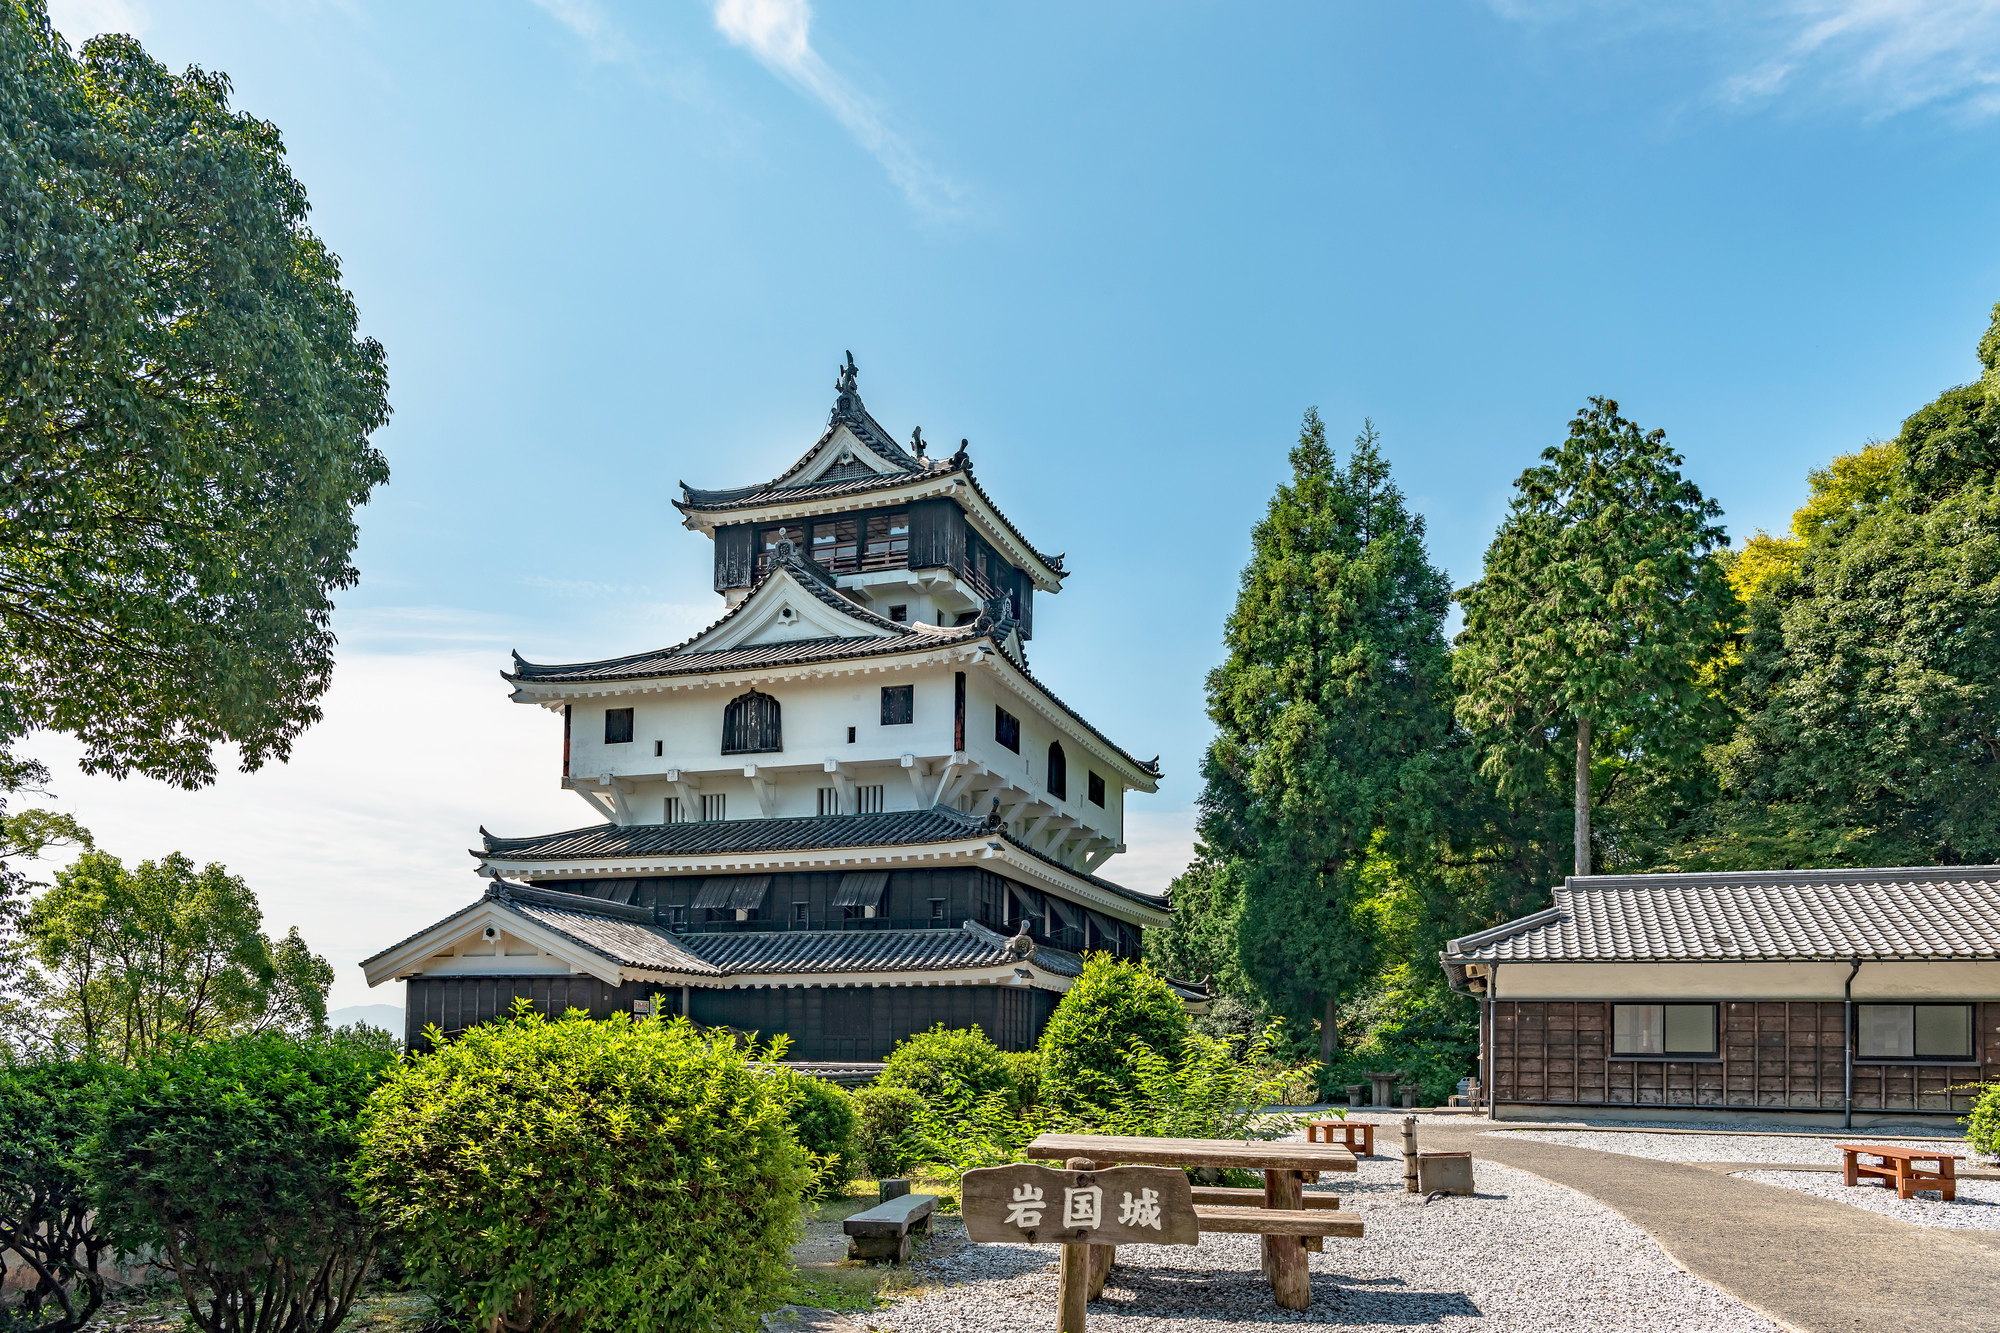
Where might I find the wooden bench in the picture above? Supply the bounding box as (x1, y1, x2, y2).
(1191, 1186, 1340, 1209)
(843, 1192, 937, 1262)
(1192, 1206, 1364, 1237)
(1308, 1119, 1375, 1157)
(1838, 1144, 1964, 1202)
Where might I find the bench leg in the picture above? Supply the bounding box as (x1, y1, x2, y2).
(1896, 1163, 1914, 1200)
(1842, 1152, 1857, 1188)
(846, 1233, 912, 1263)
(1264, 1169, 1311, 1311)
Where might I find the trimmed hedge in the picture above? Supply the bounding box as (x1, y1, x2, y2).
(1038, 955, 1191, 1114)
(875, 1024, 1018, 1114)
(851, 1086, 926, 1180)
(357, 1004, 811, 1333)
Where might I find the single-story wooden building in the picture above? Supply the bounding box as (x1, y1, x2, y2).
(1438, 866, 2000, 1125)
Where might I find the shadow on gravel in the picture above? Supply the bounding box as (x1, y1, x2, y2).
(1091, 1267, 1480, 1324)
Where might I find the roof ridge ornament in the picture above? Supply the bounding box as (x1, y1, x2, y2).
(911, 426, 925, 458)
(832, 350, 861, 420)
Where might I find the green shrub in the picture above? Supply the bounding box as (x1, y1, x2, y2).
(357, 1004, 811, 1333)
(91, 1028, 395, 1333)
(1039, 955, 1192, 1114)
(0, 1060, 125, 1333)
(851, 1086, 927, 1180)
(1966, 1082, 2000, 1158)
(784, 1073, 858, 1195)
(1073, 1022, 1304, 1143)
(1001, 1049, 1042, 1110)
(876, 1025, 1017, 1113)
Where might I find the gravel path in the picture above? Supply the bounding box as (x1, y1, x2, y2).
(1493, 1127, 1969, 1165)
(864, 1153, 1782, 1332)
(1731, 1169, 2000, 1230)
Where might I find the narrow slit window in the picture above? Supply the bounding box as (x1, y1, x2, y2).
(1088, 771, 1106, 807)
(1047, 741, 1067, 799)
(817, 787, 839, 817)
(663, 796, 683, 824)
(995, 706, 1020, 753)
(700, 793, 727, 822)
(857, 784, 885, 814)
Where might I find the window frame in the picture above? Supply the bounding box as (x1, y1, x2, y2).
(1856, 1002, 1977, 1063)
(1609, 1002, 1721, 1060)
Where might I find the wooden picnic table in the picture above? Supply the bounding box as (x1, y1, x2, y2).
(1837, 1143, 1964, 1201)
(1308, 1118, 1375, 1157)
(1023, 1133, 1361, 1311)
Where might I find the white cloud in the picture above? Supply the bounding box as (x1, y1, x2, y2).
(1117, 809, 1199, 899)
(1491, 0, 2000, 119)
(712, 0, 967, 220)
(44, 0, 146, 44)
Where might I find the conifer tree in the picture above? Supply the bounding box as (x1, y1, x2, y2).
(1199, 413, 1452, 1058)
(1454, 399, 1732, 875)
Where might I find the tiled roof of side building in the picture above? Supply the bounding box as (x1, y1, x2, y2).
(473, 808, 1168, 911)
(683, 924, 1017, 975)
(1440, 866, 2000, 974)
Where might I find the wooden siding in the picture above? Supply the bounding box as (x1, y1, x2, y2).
(907, 498, 965, 576)
(713, 522, 755, 591)
(404, 973, 658, 1050)
(1488, 1000, 1999, 1114)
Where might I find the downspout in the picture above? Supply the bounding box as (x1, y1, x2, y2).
(1843, 958, 1863, 1130)
(1486, 963, 1500, 1122)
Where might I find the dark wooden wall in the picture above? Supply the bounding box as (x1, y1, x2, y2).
(1488, 1000, 2000, 1114)
(404, 974, 1059, 1059)
(712, 523, 755, 591)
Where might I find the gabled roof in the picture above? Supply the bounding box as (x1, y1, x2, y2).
(1439, 867, 2000, 985)
(472, 806, 1168, 913)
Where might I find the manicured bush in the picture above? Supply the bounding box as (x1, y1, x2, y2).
(1039, 955, 1192, 1114)
(875, 1024, 1017, 1113)
(0, 1060, 125, 1333)
(90, 1028, 396, 1333)
(357, 1004, 812, 1333)
(851, 1085, 927, 1180)
(1966, 1081, 2000, 1159)
(1001, 1049, 1043, 1110)
(784, 1072, 858, 1194)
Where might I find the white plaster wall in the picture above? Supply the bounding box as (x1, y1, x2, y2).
(1491, 959, 2000, 1000)
(959, 667, 1124, 847)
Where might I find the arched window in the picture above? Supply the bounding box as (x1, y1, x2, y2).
(1047, 740, 1067, 800)
(721, 689, 782, 755)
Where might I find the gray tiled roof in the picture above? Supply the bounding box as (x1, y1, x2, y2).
(509, 898, 724, 976)
(474, 808, 1167, 911)
(1441, 867, 2000, 967)
(684, 924, 1016, 975)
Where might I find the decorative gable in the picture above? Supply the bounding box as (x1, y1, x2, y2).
(683, 562, 907, 653)
(786, 423, 905, 488)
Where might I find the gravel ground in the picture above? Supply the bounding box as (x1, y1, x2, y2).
(1493, 1126, 1971, 1166)
(863, 1151, 1783, 1332)
(1730, 1168, 2000, 1230)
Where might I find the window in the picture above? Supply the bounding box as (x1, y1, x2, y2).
(1047, 741, 1067, 800)
(881, 685, 914, 726)
(996, 706, 1020, 753)
(604, 708, 634, 744)
(701, 793, 727, 822)
(1088, 771, 1106, 807)
(817, 787, 840, 816)
(1612, 1004, 1717, 1057)
(668, 905, 688, 928)
(863, 510, 910, 571)
(793, 902, 810, 925)
(889, 604, 909, 623)
(664, 796, 684, 824)
(847, 726, 856, 743)
(654, 740, 663, 756)
(857, 784, 885, 814)
(1858, 1004, 1974, 1061)
(721, 689, 781, 754)
(930, 899, 946, 921)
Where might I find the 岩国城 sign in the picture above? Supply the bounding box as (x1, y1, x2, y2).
(961, 1163, 1198, 1246)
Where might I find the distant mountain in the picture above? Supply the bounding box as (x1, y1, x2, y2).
(329, 1003, 404, 1034)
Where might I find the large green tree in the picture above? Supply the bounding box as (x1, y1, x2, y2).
(1199, 414, 1452, 1059)
(22, 850, 331, 1063)
(1710, 302, 2000, 865)
(1454, 399, 1733, 875)
(0, 3, 390, 788)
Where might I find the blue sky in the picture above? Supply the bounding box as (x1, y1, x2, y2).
(27, 0, 2000, 1011)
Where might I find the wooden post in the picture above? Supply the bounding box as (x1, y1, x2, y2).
(1087, 1159, 1116, 1299)
(1262, 1166, 1309, 1310)
(1058, 1156, 1093, 1332)
(1402, 1116, 1418, 1194)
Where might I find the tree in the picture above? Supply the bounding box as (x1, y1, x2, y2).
(1454, 398, 1733, 875)
(1198, 414, 1453, 1059)
(0, 4, 390, 789)
(0, 753, 89, 1058)
(1711, 302, 2000, 864)
(23, 851, 331, 1062)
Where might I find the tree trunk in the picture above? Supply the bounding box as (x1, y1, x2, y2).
(1319, 995, 1338, 1062)
(1574, 716, 1592, 877)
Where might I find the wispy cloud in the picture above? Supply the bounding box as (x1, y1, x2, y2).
(529, 0, 632, 63)
(711, 0, 967, 220)
(1491, 0, 2000, 120)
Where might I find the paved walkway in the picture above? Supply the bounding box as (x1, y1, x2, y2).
(1415, 1122, 2000, 1333)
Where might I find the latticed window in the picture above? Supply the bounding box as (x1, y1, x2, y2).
(721, 689, 782, 754)
(1047, 741, 1067, 800)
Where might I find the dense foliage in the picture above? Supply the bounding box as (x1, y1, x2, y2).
(0, 2, 390, 790)
(875, 1023, 1019, 1114)
(0, 1059, 121, 1332)
(1966, 1081, 2000, 1159)
(1038, 955, 1192, 1114)
(782, 1072, 858, 1195)
(91, 1028, 395, 1333)
(358, 1005, 811, 1333)
(23, 851, 331, 1063)
(1199, 415, 1453, 1056)
(850, 1085, 926, 1181)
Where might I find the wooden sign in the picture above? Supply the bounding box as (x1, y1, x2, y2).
(961, 1163, 1198, 1246)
